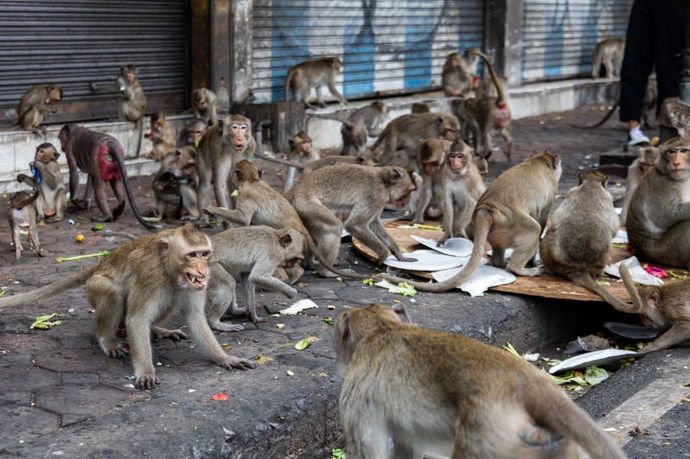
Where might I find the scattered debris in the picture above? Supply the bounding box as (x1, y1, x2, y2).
(56, 250, 110, 263)
(603, 322, 660, 340)
(276, 324, 285, 330)
(91, 223, 104, 232)
(605, 256, 664, 286)
(323, 317, 334, 326)
(327, 305, 336, 310)
(74, 233, 85, 243)
(211, 392, 228, 401)
(253, 355, 273, 365)
(286, 370, 295, 377)
(295, 337, 319, 351)
(331, 448, 347, 459)
(374, 280, 417, 296)
(628, 426, 649, 438)
(30, 313, 62, 330)
(279, 299, 318, 315)
(549, 349, 639, 374)
(362, 278, 374, 286)
(565, 335, 610, 355)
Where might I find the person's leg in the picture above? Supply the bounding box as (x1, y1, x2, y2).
(653, 0, 686, 107)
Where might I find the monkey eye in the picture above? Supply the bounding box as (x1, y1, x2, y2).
(200, 250, 210, 258)
(230, 123, 246, 130)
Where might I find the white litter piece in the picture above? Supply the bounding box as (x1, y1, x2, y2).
(341, 229, 350, 238)
(384, 250, 467, 272)
(410, 236, 473, 258)
(279, 299, 319, 315)
(612, 229, 628, 244)
(432, 264, 516, 297)
(604, 256, 664, 286)
(615, 207, 622, 215)
(549, 349, 639, 374)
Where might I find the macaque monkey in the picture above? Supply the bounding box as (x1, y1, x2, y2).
(191, 88, 219, 127)
(151, 146, 200, 221)
(621, 146, 660, 226)
(16, 84, 62, 134)
(413, 138, 451, 223)
(7, 189, 42, 260)
(627, 137, 690, 268)
(592, 38, 625, 79)
(117, 64, 147, 157)
(58, 124, 155, 228)
(288, 164, 417, 267)
(438, 139, 487, 242)
(441, 48, 479, 97)
(341, 101, 389, 155)
(380, 150, 561, 292)
(540, 171, 630, 310)
(205, 226, 305, 330)
(205, 160, 368, 280)
(662, 97, 690, 137)
(284, 56, 348, 108)
(197, 114, 257, 216)
(0, 225, 256, 388)
(477, 74, 509, 100)
(452, 50, 513, 162)
(372, 112, 460, 165)
(146, 111, 175, 160)
(284, 131, 318, 193)
(607, 263, 690, 353)
(410, 102, 430, 114)
(177, 118, 208, 149)
(335, 304, 626, 459)
(16, 143, 66, 222)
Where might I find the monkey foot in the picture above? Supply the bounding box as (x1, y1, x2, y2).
(134, 373, 160, 390)
(509, 266, 542, 277)
(220, 356, 257, 371)
(152, 327, 188, 342)
(210, 321, 244, 332)
(90, 214, 115, 223)
(316, 267, 339, 278)
(249, 315, 266, 325)
(106, 346, 129, 359)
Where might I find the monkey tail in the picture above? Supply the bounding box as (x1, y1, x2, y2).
(109, 139, 158, 230)
(284, 69, 295, 102)
(375, 208, 493, 292)
(12, 189, 40, 209)
(0, 266, 97, 310)
(570, 103, 619, 129)
(525, 385, 627, 459)
(135, 117, 144, 157)
(305, 237, 370, 280)
(567, 272, 636, 313)
(254, 152, 306, 170)
(472, 50, 504, 104)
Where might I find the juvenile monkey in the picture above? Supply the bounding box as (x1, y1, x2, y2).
(592, 38, 625, 79)
(197, 114, 257, 214)
(16, 83, 62, 134)
(371, 112, 460, 165)
(151, 146, 200, 221)
(146, 111, 175, 160)
(284, 56, 348, 108)
(16, 143, 66, 222)
(7, 189, 42, 260)
(607, 263, 690, 353)
(540, 171, 629, 309)
(205, 226, 304, 330)
(0, 225, 256, 389)
(621, 146, 660, 226)
(117, 64, 147, 157)
(341, 101, 389, 155)
(441, 48, 479, 97)
(627, 136, 690, 268)
(438, 139, 486, 242)
(335, 304, 626, 459)
(284, 131, 318, 193)
(413, 138, 451, 223)
(177, 118, 208, 149)
(410, 102, 430, 114)
(288, 164, 417, 267)
(379, 150, 561, 292)
(191, 88, 219, 127)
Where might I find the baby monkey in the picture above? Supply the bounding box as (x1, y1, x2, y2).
(7, 189, 43, 260)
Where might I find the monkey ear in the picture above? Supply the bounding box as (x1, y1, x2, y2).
(258, 169, 263, 179)
(600, 173, 609, 187)
(157, 237, 170, 252)
(278, 233, 292, 248)
(436, 116, 444, 125)
(53, 151, 61, 160)
(577, 172, 585, 186)
(648, 289, 661, 307)
(392, 304, 411, 323)
(288, 138, 296, 149)
(385, 167, 404, 185)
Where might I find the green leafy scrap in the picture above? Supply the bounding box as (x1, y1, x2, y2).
(30, 313, 62, 330)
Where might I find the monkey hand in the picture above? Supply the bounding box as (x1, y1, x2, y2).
(70, 198, 88, 210)
(134, 371, 160, 390)
(219, 355, 257, 371)
(285, 286, 298, 298)
(16, 173, 29, 183)
(152, 327, 188, 342)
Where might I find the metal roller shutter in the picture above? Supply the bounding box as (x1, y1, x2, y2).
(521, 0, 632, 83)
(0, 0, 190, 123)
(252, 0, 485, 103)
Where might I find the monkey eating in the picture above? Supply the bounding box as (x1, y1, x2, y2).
(191, 87, 219, 127)
(58, 124, 156, 229)
(15, 83, 62, 135)
(16, 143, 66, 222)
(177, 117, 208, 149)
(335, 304, 626, 459)
(441, 48, 479, 97)
(379, 150, 561, 292)
(146, 111, 175, 160)
(340, 101, 388, 155)
(7, 189, 43, 260)
(117, 64, 147, 157)
(150, 146, 200, 222)
(284, 56, 348, 108)
(620, 146, 660, 226)
(413, 138, 451, 224)
(0, 224, 256, 389)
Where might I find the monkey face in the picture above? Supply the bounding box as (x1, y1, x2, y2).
(47, 85, 62, 104)
(229, 122, 249, 151)
(299, 141, 313, 157)
(664, 148, 690, 180)
(35, 145, 59, 163)
(422, 160, 442, 176)
(171, 246, 211, 290)
(447, 152, 468, 175)
(332, 58, 344, 74)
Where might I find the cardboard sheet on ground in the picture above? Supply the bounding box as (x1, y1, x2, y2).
(352, 221, 688, 302)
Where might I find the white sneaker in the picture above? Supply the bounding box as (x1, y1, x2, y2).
(628, 128, 650, 146)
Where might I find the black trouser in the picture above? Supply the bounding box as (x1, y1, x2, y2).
(619, 0, 688, 122)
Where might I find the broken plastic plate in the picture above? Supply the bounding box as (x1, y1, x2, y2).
(612, 229, 628, 244)
(549, 349, 639, 374)
(383, 250, 467, 272)
(410, 236, 473, 258)
(605, 256, 664, 286)
(603, 322, 661, 340)
(432, 264, 516, 297)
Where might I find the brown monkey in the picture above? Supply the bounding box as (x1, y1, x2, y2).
(205, 226, 305, 330)
(205, 160, 368, 280)
(476, 74, 509, 99)
(441, 48, 479, 97)
(379, 150, 561, 292)
(371, 112, 460, 165)
(284, 56, 348, 108)
(288, 164, 417, 267)
(197, 114, 257, 215)
(150, 146, 200, 221)
(540, 171, 630, 310)
(7, 189, 42, 260)
(592, 38, 625, 79)
(608, 263, 690, 353)
(621, 146, 660, 226)
(16, 83, 62, 134)
(661, 97, 690, 137)
(284, 131, 318, 193)
(146, 111, 175, 160)
(0, 224, 256, 389)
(627, 136, 690, 268)
(177, 118, 208, 149)
(16, 143, 66, 222)
(191, 87, 219, 127)
(413, 138, 451, 223)
(58, 124, 156, 229)
(341, 101, 389, 155)
(410, 102, 430, 114)
(335, 304, 626, 459)
(438, 139, 487, 242)
(117, 64, 147, 157)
